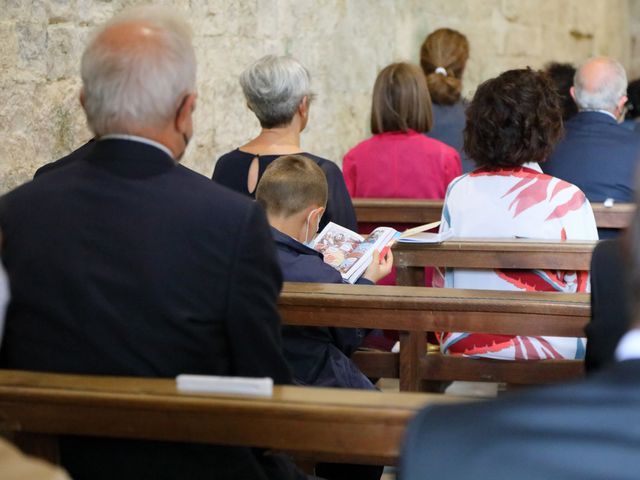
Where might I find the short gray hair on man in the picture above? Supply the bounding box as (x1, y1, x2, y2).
(239, 55, 313, 129)
(80, 6, 196, 136)
(573, 57, 627, 112)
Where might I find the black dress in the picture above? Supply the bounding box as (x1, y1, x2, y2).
(213, 149, 357, 231)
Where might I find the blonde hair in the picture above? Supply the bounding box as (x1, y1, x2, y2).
(256, 155, 328, 217)
(420, 28, 469, 105)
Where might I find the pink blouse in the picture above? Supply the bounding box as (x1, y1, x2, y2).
(343, 130, 461, 199)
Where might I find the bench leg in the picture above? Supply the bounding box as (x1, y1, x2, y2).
(396, 266, 424, 286)
(399, 331, 425, 392)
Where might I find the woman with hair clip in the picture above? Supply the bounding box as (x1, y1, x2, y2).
(420, 28, 473, 172)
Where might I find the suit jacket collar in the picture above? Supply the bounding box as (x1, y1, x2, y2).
(573, 110, 619, 127)
(87, 138, 177, 179)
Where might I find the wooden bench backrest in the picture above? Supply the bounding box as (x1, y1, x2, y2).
(352, 198, 634, 230)
(279, 283, 590, 388)
(392, 238, 597, 286)
(0, 370, 469, 466)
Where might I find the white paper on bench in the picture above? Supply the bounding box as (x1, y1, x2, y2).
(176, 374, 273, 397)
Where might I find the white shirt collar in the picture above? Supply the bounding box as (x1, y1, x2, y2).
(580, 109, 618, 121)
(99, 134, 175, 160)
(522, 162, 543, 173)
(615, 329, 640, 362)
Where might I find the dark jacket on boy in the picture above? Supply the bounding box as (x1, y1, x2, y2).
(271, 227, 375, 390)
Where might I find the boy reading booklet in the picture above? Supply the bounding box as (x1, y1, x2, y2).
(257, 155, 389, 480)
(311, 220, 448, 283)
(256, 155, 393, 389)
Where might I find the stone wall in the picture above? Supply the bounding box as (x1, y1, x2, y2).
(0, 0, 635, 193)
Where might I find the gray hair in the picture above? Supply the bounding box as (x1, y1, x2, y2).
(239, 55, 313, 128)
(573, 57, 627, 112)
(80, 6, 196, 136)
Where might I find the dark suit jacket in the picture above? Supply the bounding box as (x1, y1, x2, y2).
(0, 139, 297, 480)
(543, 111, 640, 203)
(272, 228, 373, 389)
(586, 238, 632, 372)
(33, 139, 95, 178)
(400, 359, 640, 480)
(543, 112, 640, 238)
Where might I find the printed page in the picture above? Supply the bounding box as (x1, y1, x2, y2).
(343, 227, 397, 283)
(311, 222, 365, 273)
(311, 223, 396, 282)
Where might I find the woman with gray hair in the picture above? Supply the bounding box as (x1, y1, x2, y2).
(212, 55, 357, 231)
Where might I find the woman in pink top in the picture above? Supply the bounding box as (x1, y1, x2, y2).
(343, 62, 461, 200)
(344, 63, 461, 349)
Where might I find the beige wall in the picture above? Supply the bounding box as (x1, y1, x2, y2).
(0, 0, 636, 193)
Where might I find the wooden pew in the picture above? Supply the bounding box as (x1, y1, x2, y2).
(352, 198, 443, 225)
(279, 283, 590, 391)
(393, 238, 597, 286)
(0, 370, 470, 467)
(352, 198, 634, 230)
(591, 202, 635, 229)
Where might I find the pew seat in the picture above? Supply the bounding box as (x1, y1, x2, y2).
(279, 283, 590, 389)
(0, 369, 470, 466)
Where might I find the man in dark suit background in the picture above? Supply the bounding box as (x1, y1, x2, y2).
(399, 197, 640, 479)
(543, 57, 640, 237)
(0, 6, 303, 480)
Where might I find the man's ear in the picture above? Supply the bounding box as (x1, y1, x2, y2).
(618, 95, 628, 113)
(175, 93, 197, 133)
(569, 86, 576, 102)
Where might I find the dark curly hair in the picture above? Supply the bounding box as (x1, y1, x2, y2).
(464, 68, 564, 170)
(544, 62, 578, 121)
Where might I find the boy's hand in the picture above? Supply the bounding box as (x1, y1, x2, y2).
(362, 248, 394, 283)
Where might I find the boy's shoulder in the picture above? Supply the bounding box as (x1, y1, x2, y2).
(271, 228, 343, 284)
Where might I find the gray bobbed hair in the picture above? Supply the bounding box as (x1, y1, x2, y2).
(81, 6, 196, 136)
(239, 55, 313, 128)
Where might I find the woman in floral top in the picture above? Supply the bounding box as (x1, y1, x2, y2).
(435, 68, 598, 360)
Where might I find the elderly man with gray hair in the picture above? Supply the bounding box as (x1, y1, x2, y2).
(544, 57, 640, 237)
(0, 6, 306, 480)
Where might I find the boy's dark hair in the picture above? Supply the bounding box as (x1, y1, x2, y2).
(256, 155, 328, 216)
(464, 68, 564, 170)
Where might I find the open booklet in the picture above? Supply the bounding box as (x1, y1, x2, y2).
(310, 221, 452, 283)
